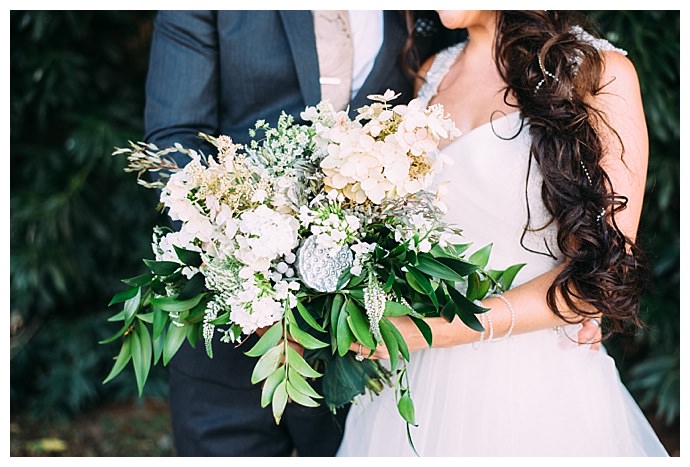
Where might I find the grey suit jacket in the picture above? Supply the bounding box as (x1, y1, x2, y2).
(145, 10, 414, 155)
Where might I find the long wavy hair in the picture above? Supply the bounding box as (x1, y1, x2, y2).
(405, 11, 647, 336)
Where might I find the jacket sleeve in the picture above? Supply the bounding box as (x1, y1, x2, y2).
(144, 10, 219, 160)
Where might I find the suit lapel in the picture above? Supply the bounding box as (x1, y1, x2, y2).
(279, 11, 321, 107)
(350, 10, 409, 110)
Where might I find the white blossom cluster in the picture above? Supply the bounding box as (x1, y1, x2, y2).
(301, 89, 459, 205)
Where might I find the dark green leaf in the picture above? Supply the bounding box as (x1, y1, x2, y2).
(407, 268, 439, 310)
(434, 256, 478, 276)
(173, 245, 202, 267)
(245, 321, 283, 357)
(346, 299, 376, 349)
(410, 316, 433, 347)
(150, 293, 205, 313)
(108, 286, 138, 306)
(447, 288, 485, 332)
(136, 312, 154, 323)
(336, 301, 356, 357)
(143, 258, 181, 276)
(177, 273, 206, 300)
(296, 300, 325, 332)
(336, 270, 352, 290)
(122, 272, 154, 287)
(330, 293, 344, 337)
(415, 254, 466, 282)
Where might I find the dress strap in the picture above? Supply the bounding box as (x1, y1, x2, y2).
(571, 25, 628, 56)
(416, 41, 467, 106)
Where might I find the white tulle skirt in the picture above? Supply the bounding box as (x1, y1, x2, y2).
(336, 325, 668, 457)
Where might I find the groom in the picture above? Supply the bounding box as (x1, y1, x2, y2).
(144, 10, 462, 456)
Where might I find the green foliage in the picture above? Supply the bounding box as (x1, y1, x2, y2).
(587, 11, 680, 426)
(10, 11, 161, 417)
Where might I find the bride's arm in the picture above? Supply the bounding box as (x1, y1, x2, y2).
(355, 50, 648, 359)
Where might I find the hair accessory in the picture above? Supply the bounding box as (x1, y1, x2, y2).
(534, 55, 560, 93)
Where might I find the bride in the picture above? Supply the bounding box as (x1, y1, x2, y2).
(336, 11, 668, 456)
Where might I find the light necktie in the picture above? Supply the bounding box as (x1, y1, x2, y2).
(313, 10, 354, 111)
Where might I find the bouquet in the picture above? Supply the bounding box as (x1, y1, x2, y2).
(102, 90, 523, 435)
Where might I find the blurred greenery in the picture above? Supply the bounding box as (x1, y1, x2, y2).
(10, 9, 679, 444)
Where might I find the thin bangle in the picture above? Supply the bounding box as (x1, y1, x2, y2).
(489, 293, 515, 342)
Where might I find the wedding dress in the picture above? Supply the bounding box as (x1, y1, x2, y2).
(336, 39, 669, 457)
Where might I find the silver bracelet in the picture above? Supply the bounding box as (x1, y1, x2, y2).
(489, 293, 515, 342)
(472, 313, 486, 350)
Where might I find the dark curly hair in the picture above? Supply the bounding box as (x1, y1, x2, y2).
(405, 11, 647, 336)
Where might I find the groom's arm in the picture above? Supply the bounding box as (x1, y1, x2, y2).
(144, 10, 219, 160)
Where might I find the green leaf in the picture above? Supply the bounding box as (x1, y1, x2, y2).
(346, 300, 376, 349)
(173, 245, 202, 267)
(108, 287, 138, 306)
(163, 323, 189, 365)
(245, 321, 283, 357)
(330, 293, 344, 337)
(397, 392, 417, 425)
(379, 318, 400, 370)
(336, 270, 352, 290)
(415, 254, 466, 282)
(251, 345, 284, 384)
(177, 273, 206, 301)
(287, 367, 323, 399)
(434, 257, 478, 276)
(465, 272, 481, 301)
(122, 272, 154, 287)
(447, 288, 485, 332)
(106, 310, 126, 322)
(384, 301, 413, 317)
(98, 322, 130, 344)
(272, 381, 288, 424)
(500, 263, 526, 290)
(296, 300, 325, 332)
(261, 367, 285, 408)
(288, 321, 328, 350)
(150, 293, 205, 313)
(336, 302, 356, 357)
(152, 334, 164, 365)
(143, 258, 181, 276)
(407, 267, 439, 310)
(468, 243, 492, 269)
(132, 321, 152, 396)
(386, 318, 410, 361)
(410, 316, 433, 347)
(102, 335, 132, 384)
(286, 380, 320, 407)
(286, 345, 322, 378)
(123, 287, 142, 324)
(152, 306, 166, 340)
